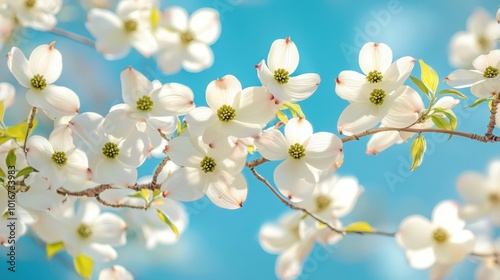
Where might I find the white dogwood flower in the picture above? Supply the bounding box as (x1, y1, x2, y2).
(0, 83, 15, 108)
(396, 201, 475, 269)
(256, 37, 321, 104)
(255, 118, 343, 202)
(6, 0, 62, 30)
(99, 265, 134, 280)
(7, 43, 80, 117)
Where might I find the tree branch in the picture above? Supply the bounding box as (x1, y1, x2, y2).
(23, 107, 37, 154)
(151, 156, 170, 187)
(485, 93, 500, 139)
(48, 28, 95, 48)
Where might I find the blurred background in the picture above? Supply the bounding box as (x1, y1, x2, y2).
(1, 0, 499, 279)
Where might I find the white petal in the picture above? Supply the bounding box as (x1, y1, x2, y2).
(382, 86, 423, 128)
(0, 83, 15, 107)
(183, 42, 214, 72)
(28, 43, 62, 84)
(276, 238, 315, 280)
(120, 66, 153, 107)
(85, 9, 130, 59)
(222, 120, 262, 139)
(433, 96, 460, 110)
(335, 70, 366, 102)
(268, 37, 299, 73)
(471, 80, 499, 98)
(91, 213, 126, 245)
(49, 124, 75, 152)
(445, 69, 483, 88)
(359, 42, 393, 74)
(99, 265, 133, 280)
(406, 248, 436, 269)
(155, 44, 185, 74)
(206, 172, 246, 209)
(236, 86, 280, 125)
(75, 200, 101, 223)
(337, 102, 384, 135)
(189, 8, 220, 44)
(433, 230, 475, 264)
(94, 159, 137, 186)
(329, 176, 362, 217)
(383, 56, 415, 86)
(274, 159, 316, 202)
(432, 201, 465, 233)
(366, 129, 403, 154)
(117, 131, 149, 167)
(456, 172, 489, 204)
(162, 167, 207, 201)
(285, 117, 313, 145)
(81, 243, 117, 262)
(254, 129, 288, 161)
(397, 215, 434, 250)
(165, 135, 203, 168)
(36, 85, 80, 116)
(468, 8, 493, 34)
(283, 73, 320, 102)
(304, 132, 343, 170)
(69, 112, 106, 150)
(206, 75, 241, 110)
(131, 29, 158, 57)
(103, 107, 137, 138)
(152, 83, 195, 116)
(162, 7, 189, 31)
(185, 106, 216, 136)
(473, 50, 500, 71)
(259, 223, 298, 253)
(7, 47, 31, 88)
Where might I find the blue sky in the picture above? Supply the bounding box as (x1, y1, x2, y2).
(1, 0, 499, 279)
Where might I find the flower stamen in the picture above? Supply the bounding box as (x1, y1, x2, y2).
(432, 228, 448, 244)
(366, 70, 383, 83)
(102, 142, 120, 159)
(51, 151, 67, 166)
(483, 66, 499, 79)
(31, 74, 47, 90)
(200, 156, 216, 173)
(288, 143, 306, 159)
(180, 31, 194, 45)
(77, 224, 92, 239)
(274, 68, 290, 84)
(369, 89, 386, 105)
(217, 105, 236, 122)
(315, 195, 332, 212)
(136, 95, 154, 112)
(123, 20, 138, 33)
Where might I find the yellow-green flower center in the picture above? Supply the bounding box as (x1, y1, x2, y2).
(274, 68, 290, 84)
(102, 142, 120, 159)
(136, 95, 154, 112)
(478, 36, 489, 52)
(483, 66, 499, 79)
(31, 74, 47, 90)
(432, 228, 448, 244)
(315, 194, 332, 212)
(180, 31, 194, 45)
(200, 156, 216, 173)
(25, 0, 36, 8)
(217, 104, 236, 122)
(366, 70, 383, 83)
(288, 143, 306, 159)
(369, 89, 386, 105)
(51, 151, 67, 166)
(77, 224, 92, 239)
(124, 19, 138, 33)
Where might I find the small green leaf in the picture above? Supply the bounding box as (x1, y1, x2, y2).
(153, 189, 162, 199)
(0, 167, 5, 178)
(0, 135, 10, 146)
(409, 76, 430, 98)
(15, 166, 34, 178)
(0, 101, 5, 123)
(410, 135, 427, 171)
(419, 60, 439, 94)
(6, 149, 16, 168)
(465, 97, 491, 108)
(283, 102, 306, 119)
(431, 115, 451, 130)
(156, 208, 179, 238)
(344, 221, 375, 233)
(276, 110, 288, 124)
(437, 89, 467, 99)
(433, 107, 457, 130)
(74, 254, 93, 279)
(46, 242, 64, 259)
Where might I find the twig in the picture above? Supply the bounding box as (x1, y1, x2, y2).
(23, 107, 37, 154)
(485, 92, 500, 139)
(345, 230, 395, 237)
(245, 157, 269, 169)
(151, 157, 170, 187)
(95, 196, 147, 210)
(48, 28, 95, 48)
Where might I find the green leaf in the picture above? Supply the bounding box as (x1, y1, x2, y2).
(6, 149, 16, 168)
(0, 167, 5, 178)
(465, 97, 491, 108)
(276, 110, 288, 124)
(344, 222, 375, 233)
(46, 242, 64, 259)
(283, 102, 306, 119)
(409, 76, 430, 98)
(5, 119, 38, 142)
(0, 135, 10, 146)
(74, 254, 93, 279)
(431, 115, 451, 130)
(15, 166, 34, 178)
(410, 135, 427, 171)
(419, 59, 439, 94)
(433, 107, 457, 130)
(156, 208, 179, 238)
(0, 101, 5, 123)
(437, 89, 467, 99)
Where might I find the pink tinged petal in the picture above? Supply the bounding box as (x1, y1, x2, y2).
(99, 265, 133, 280)
(120, 66, 153, 107)
(147, 116, 177, 135)
(152, 83, 195, 116)
(221, 120, 262, 139)
(382, 86, 424, 128)
(396, 215, 434, 250)
(337, 102, 384, 136)
(189, 8, 221, 44)
(26, 135, 54, 172)
(131, 29, 158, 57)
(69, 112, 106, 151)
(283, 73, 320, 102)
(285, 117, 313, 145)
(471, 81, 498, 99)
(81, 243, 117, 262)
(434, 96, 460, 110)
(406, 248, 436, 269)
(445, 69, 484, 88)
(274, 159, 316, 202)
(329, 176, 362, 217)
(162, 7, 189, 31)
(28, 43, 62, 84)
(236, 86, 281, 125)
(185, 106, 216, 136)
(254, 129, 288, 161)
(17, 176, 60, 212)
(304, 132, 343, 170)
(7, 47, 31, 88)
(433, 230, 475, 264)
(91, 213, 127, 245)
(256, 60, 275, 88)
(359, 42, 393, 74)
(162, 167, 207, 201)
(33, 85, 80, 116)
(473, 50, 500, 71)
(335, 71, 366, 102)
(94, 159, 137, 186)
(383, 56, 415, 86)
(456, 172, 489, 204)
(366, 129, 403, 154)
(206, 172, 247, 209)
(259, 224, 299, 253)
(49, 124, 75, 152)
(275, 238, 315, 280)
(117, 131, 149, 167)
(432, 201, 465, 233)
(0, 83, 15, 107)
(103, 107, 136, 138)
(206, 75, 241, 110)
(183, 42, 214, 72)
(268, 37, 299, 73)
(165, 136, 204, 168)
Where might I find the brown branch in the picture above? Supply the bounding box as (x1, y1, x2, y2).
(95, 195, 147, 210)
(57, 184, 112, 197)
(345, 230, 395, 237)
(48, 28, 95, 47)
(151, 157, 170, 187)
(23, 107, 37, 154)
(246, 157, 269, 169)
(485, 93, 500, 139)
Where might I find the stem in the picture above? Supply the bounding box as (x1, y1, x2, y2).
(246, 157, 269, 169)
(23, 107, 37, 154)
(95, 196, 147, 210)
(48, 28, 95, 48)
(485, 92, 500, 139)
(151, 157, 170, 187)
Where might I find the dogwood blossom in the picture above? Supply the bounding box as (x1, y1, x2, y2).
(396, 201, 475, 269)
(254, 118, 343, 202)
(256, 37, 321, 104)
(6, 0, 62, 30)
(475, 238, 500, 280)
(86, 0, 158, 59)
(99, 265, 134, 280)
(0, 13, 14, 51)
(0, 82, 15, 108)
(155, 7, 220, 73)
(7, 43, 80, 117)
(449, 8, 500, 68)
(446, 50, 500, 98)
(17, 172, 66, 212)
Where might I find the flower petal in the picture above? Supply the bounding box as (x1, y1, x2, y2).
(189, 8, 220, 44)
(472, 50, 500, 71)
(268, 37, 299, 73)
(236, 86, 280, 125)
(274, 159, 315, 202)
(445, 69, 483, 88)
(206, 75, 241, 110)
(183, 42, 214, 72)
(162, 167, 207, 201)
(456, 172, 489, 204)
(283, 73, 320, 102)
(366, 129, 403, 154)
(433, 230, 475, 264)
(117, 131, 149, 167)
(7, 47, 31, 88)
(359, 42, 393, 74)
(396, 215, 434, 250)
(382, 86, 423, 128)
(29, 85, 80, 117)
(91, 213, 126, 245)
(222, 120, 262, 139)
(29, 43, 62, 84)
(120, 66, 153, 107)
(152, 83, 195, 116)
(185, 106, 216, 136)
(254, 129, 288, 161)
(285, 117, 313, 145)
(162, 7, 189, 31)
(165, 136, 203, 168)
(94, 159, 137, 187)
(304, 132, 343, 170)
(406, 248, 436, 269)
(335, 70, 366, 102)
(337, 102, 384, 135)
(432, 201, 465, 233)
(206, 171, 247, 209)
